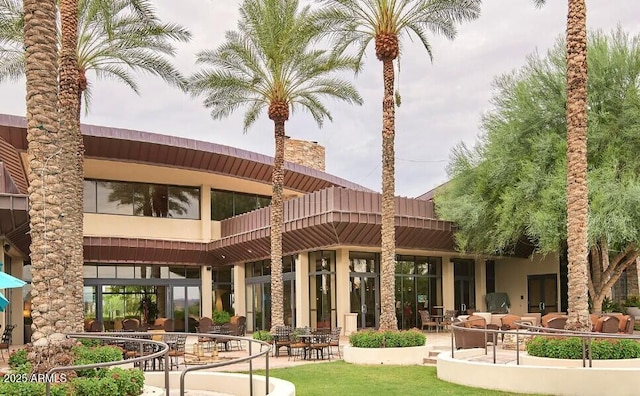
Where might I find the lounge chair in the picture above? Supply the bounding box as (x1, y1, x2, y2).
(453, 315, 487, 349)
(418, 310, 439, 332)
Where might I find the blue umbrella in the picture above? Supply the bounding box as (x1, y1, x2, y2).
(0, 291, 8, 312)
(0, 271, 26, 289)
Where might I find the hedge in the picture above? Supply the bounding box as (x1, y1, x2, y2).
(349, 329, 426, 348)
(526, 336, 640, 359)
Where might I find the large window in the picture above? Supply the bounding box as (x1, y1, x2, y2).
(84, 179, 200, 219)
(211, 189, 271, 220)
(309, 251, 336, 329)
(245, 257, 296, 331)
(395, 255, 442, 330)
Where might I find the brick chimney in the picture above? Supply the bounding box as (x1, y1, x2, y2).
(284, 136, 325, 172)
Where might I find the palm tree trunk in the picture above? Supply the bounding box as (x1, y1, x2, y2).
(565, 0, 590, 331)
(24, 0, 71, 343)
(270, 120, 285, 330)
(379, 58, 398, 331)
(59, 0, 85, 332)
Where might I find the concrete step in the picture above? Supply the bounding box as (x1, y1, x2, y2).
(422, 357, 437, 365)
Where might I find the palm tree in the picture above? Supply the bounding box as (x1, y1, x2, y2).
(58, 0, 84, 332)
(2, 0, 190, 336)
(189, 0, 363, 330)
(23, 0, 69, 344)
(317, 0, 481, 330)
(534, 0, 590, 331)
(1, 0, 191, 111)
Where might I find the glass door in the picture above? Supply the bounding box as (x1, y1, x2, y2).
(454, 259, 475, 314)
(350, 275, 379, 329)
(172, 286, 201, 332)
(527, 274, 558, 314)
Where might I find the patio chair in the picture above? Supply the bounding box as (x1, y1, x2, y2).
(598, 316, 620, 333)
(541, 313, 565, 327)
(544, 316, 568, 330)
(0, 325, 15, 361)
(273, 326, 292, 357)
(329, 326, 342, 358)
(197, 317, 214, 350)
(222, 315, 246, 350)
(163, 318, 174, 332)
(453, 315, 487, 350)
(307, 333, 331, 360)
(122, 318, 140, 331)
(168, 334, 187, 370)
(439, 310, 457, 331)
(418, 310, 439, 332)
(288, 328, 310, 361)
(88, 320, 103, 332)
(618, 315, 634, 334)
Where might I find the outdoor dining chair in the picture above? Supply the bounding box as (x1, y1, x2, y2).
(0, 324, 15, 361)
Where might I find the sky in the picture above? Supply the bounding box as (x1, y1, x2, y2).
(1, 1, 639, 198)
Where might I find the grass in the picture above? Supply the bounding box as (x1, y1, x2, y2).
(255, 361, 537, 396)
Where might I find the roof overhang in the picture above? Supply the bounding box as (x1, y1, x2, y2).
(209, 187, 456, 265)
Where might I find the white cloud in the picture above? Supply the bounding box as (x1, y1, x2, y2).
(1, 0, 638, 198)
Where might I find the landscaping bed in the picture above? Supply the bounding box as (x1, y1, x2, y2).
(0, 340, 144, 396)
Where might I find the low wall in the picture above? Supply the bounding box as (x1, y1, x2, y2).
(520, 353, 640, 368)
(145, 371, 295, 396)
(438, 350, 640, 396)
(343, 345, 429, 365)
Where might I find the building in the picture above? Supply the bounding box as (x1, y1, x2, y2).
(1, 114, 636, 344)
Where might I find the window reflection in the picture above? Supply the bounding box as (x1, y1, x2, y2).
(84, 179, 200, 219)
(211, 189, 271, 220)
(97, 181, 134, 215)
(83, 180, 97, 212)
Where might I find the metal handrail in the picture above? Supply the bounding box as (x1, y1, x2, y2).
(178, 333, 272, 396)
(451, 319, 640, 367)
(46, 332, 170, 395)
(40, 331, 273, 396)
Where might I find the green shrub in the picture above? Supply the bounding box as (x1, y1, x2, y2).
(624, 295, 640, 308)
(349, 329, 425, 348)
(526, 336, 640, 359)
(8, 349, 28, 369)
(98, 368, 145, 396)
(71, 376, 119, 396)
(78, 338, 102, 348)
(253, 330, 273, 342)
(0, 380, 45, 395)
(212, 310, 231, 324)
(72, 345, 123, 377)
(601, 297, 624, 313)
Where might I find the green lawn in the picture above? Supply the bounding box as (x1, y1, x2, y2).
(256, 361, 537, 396)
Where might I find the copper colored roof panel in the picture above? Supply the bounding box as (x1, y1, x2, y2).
(0, 114, 372, 194)
(209, 187, 456, 265)
(83, 236, 211, 265)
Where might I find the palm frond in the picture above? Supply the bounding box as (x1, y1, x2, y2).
(189, 0, 363, 130)
(0, 0, 191, 107)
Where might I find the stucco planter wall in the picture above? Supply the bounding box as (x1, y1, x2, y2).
(343, 345, 429, 365)
(145, 371, 295, 396)
(626, 307, 640, 318)
(520, 353, 640, 368)
(438, 350, 640, 396)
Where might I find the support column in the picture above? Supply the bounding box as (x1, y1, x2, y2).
(442, 257, 455, 313)
(201, 185, 212, 241)
(335, 248, 350, 331)
(10, 255, 25, 345)
(296, 253, 309, 327)
(475, 259, 487, 312)
(233, 264, 246, 316)
(201, 266, 213, 318)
